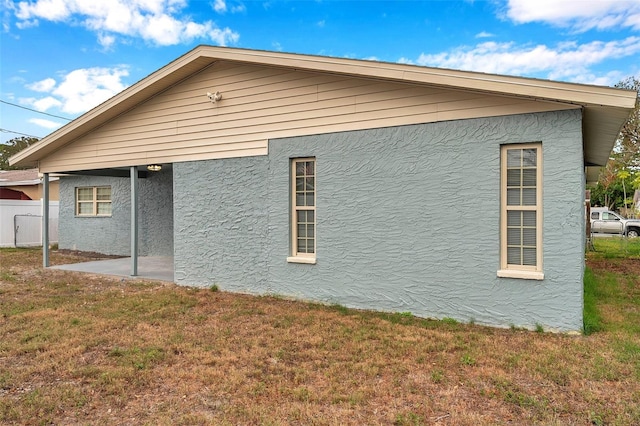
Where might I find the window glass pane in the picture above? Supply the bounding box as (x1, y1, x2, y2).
(308, 224, 314, 238)
(591, 212, 599, 219)
(78, 202, 93, 215)
(296, 162, 306, 176)
(523, 211, 536, 227)
(297, 210, 307, 223)
(304, 234, 314, 253)
(507, 211, 521, 227)
(298, 224, 306, 238)
(305, 161, 314, 175)
(507, 169, 521, 187)
(507, 189, 520, 205)
(97, 202, 112, 215)
(507, 149, 521, 167)
(296, 193, 305, 206)
(523, 248, 536, 265)
(96, 187, 111, 200)
(522, 188, 536, 206)
(523, 228, 536, 246)
(507, 247, 521, 265)
(296, 178, 304, 191)
(523, 149, 537, 167)
(306, 193, 314, 206)
(77, 188, 93, 201)
(507, 228, 521, 245)
(305, 177, 314, 191)
(298, 237, 315, 254)
(522, 169, 536, 187)
(307, 210, 314, 222)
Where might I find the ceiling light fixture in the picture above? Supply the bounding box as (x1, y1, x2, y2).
(147, 164, 162, 172)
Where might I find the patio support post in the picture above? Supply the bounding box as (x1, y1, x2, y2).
(42, 173, 50, 268)
(130, 166, 138, 276)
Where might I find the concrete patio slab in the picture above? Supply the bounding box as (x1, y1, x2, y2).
(51, 256, 174, 282)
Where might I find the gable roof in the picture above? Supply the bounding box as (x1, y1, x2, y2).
(0, 168, 58, 186)
(10, 45, 636, 173)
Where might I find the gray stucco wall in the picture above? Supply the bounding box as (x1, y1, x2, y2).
(175, 109, 584, 331)
(173, 157, 269, 291)
(59, 168, 173, 256)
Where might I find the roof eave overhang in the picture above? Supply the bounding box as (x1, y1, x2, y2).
(10, 45, 637, 169)
(10, 48, 219, 167)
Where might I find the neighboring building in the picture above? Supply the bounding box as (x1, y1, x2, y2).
(10, 46, 636, 332)
(0, 169, 60, 247)
(0, 169, 59, 200)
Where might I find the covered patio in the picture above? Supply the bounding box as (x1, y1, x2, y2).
(51, 256, 174, 282)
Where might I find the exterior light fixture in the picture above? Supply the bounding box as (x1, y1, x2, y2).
(147, 164, 162, 172)
(206, 91, 222, 103)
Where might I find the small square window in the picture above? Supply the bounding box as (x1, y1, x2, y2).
(76, 186, 112, 216)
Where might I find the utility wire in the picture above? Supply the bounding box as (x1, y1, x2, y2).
(0, 128, 42, 139)
(0, 99, 73, 121)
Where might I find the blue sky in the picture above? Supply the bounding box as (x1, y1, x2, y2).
(1, 0, 640, 145)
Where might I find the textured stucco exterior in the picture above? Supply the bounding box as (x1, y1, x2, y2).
(174, 110, 585, 331)
(59, 168, 173, 256)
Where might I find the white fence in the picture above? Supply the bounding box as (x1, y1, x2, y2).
(0, 200, 59, 248)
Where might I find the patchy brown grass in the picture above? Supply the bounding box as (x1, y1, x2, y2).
(1, 247, 639, 425)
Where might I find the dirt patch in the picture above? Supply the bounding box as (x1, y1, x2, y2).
(587, 257, 640, 276)
(55, 249, 126, 260)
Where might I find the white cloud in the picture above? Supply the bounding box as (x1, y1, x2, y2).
(209, 27, 239, 46)
(29, 118, 63, 129)
(13, 0, 239, 47)
(23, 66, 129, 115)
(213, 0, 226, 13)
(212, 0, 245, 14)
(97, 32, 116, 50)
(16, 0, 71, 21)
(230, 3, 245, 13)
(54, 67, 129, 114)
(32, 96, 62, 111)
(27, 77, 56, 92)
(317, 20, 325, 28)
(475, 31, 494, 38)
(505, 0, 640, 31)
(410, 36, 640, 84)
(15, 18, 38, 29)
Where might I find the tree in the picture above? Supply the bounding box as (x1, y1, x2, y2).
(614, 77, 640, 170)
(0, 136, 39, 170)
(618, 169, 631, 212)
(589, 77, 640, 212)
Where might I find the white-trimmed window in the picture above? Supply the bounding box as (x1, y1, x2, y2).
(287, 158, 316, 264)
(498, 144, 543, 280)
(76, 186, 112, 216)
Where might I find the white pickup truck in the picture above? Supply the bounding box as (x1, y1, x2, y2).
(590, 208, 640, 237)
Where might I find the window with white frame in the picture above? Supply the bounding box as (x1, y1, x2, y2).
(76, 186, 112, 216)
(288, 158, 316, 263)
(499, 144, 543, 279)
